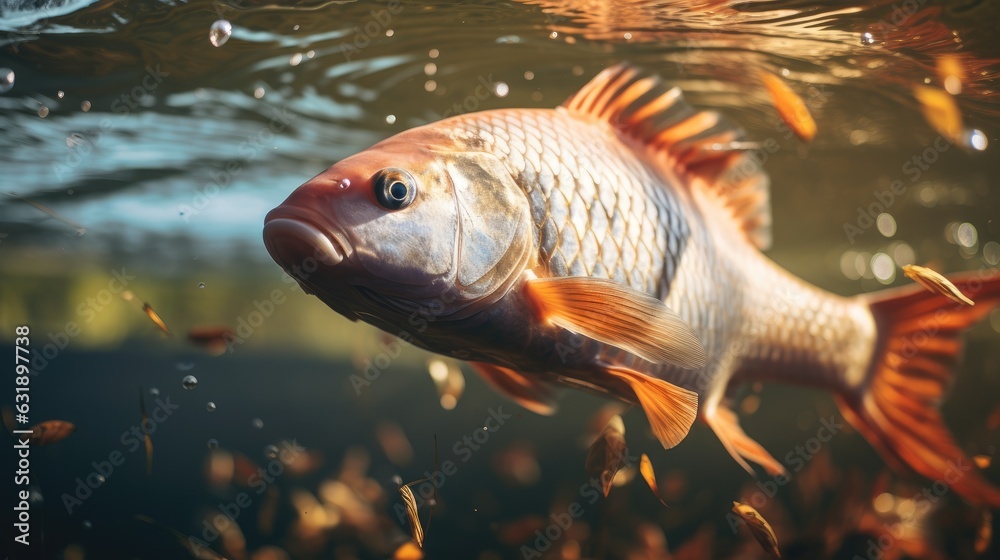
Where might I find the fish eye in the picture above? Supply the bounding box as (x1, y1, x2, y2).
(373, 168, 417, 210)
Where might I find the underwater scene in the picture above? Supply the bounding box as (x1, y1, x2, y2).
(2, 0, 1000, 558)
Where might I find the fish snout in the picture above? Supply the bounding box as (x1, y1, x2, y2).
(263, 206, 352, 273)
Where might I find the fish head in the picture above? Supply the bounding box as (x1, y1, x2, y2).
(263, 130, 533, 338)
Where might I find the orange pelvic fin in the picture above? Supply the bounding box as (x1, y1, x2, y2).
(840, 270, 1000, 508)
(524, 276, 706, 369)
(469, 362, 558, 416)
(705, 404, 786, 477)
(604, 365, 697, 449)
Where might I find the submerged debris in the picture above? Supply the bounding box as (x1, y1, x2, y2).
(759, 72, 816, 143)
(585, 414, 628, 497)
(731, 501, 781, 558)
(902, 264, 974, 306)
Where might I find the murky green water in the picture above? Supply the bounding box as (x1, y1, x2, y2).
(2, 1, 1000, 559)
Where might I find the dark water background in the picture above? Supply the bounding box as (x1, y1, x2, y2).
(2, 0, 1000, 558)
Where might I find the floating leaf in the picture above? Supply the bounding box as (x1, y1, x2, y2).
(760, 72, 816, 142)
(377, 421, 415, 467)
(976, 509, 993, 554)
(732, 501, 781, 558)
(142, 303, 172, 336)
(585, 414, 628, 497)
(28, 420, 75, 446)
(902, 265, 974, 306)
(400, 484, 424, 547)
(913, 86, 963, 144)
(639, 453, 668, 506)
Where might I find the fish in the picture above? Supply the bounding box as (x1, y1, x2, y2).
(263, 63, 1000, 508)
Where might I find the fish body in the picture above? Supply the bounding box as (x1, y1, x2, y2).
(264, 64, 1000, 507)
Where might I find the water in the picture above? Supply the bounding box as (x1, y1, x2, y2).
(1, 0, 999, 558)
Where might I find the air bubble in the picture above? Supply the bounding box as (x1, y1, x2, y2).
(208, 438, 219, 449)
(210, 20, 233, 47)
(0, 68, 13, 94)
(198, 282, 206, 288)
(206, 401, 216, 412)
(861, 32, 875, 46)
(264, 445, 279, 460)
(252, 418, 264, 429)
(182, 375, 198, 389)
(338, 178, 351, 189)
(385, 114, 396, 125)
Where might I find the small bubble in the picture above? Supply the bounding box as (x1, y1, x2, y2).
(253, 87, 265, 99)
(385, 28, 394, 37)
(891, 242, 915, 266)
(0, 68, 13, 93)
(252, 418, 264, 429)
(623, 32, 632, 40)
(264, 444, 279, 460)
(876, 213, 897, 237)
(338, 178, 351, 189)
(572, 66, 584, 76)
(210, 20, 233, 47)
(424, 62, 437, 76)
(983, 241, 1000, 265)
(206, 401, 216, 412)
(38, 106, 49, 118)
(871, 253, 896, 284)
(198, 282, 206, 288)
(182, 375, 198, 389)
(524, 71, 534, 80)
(83, 520, 93, 529)
(493, 81, 509, 97)
(861, 32, 875, 46)
(80, 100, 91, 112)
(96, 475, 106, 484)
(391, 474, 403, 485)
(306, 50, 315, 58)
(428, 48, 440, 58)
(208, 438, 219, 449)
(962, 129, 988, 152)
(289, 53, 303, 66)
(956, 222, 978, 248)
(531, 91, 543, 102)
(424, 80, 437, 92)
(780, 68, 790, 77)
(840, 251, 860, 280)
(385, 114, 396, 125)
(549, 31, 558, 39)
(149, 387, 160, 396)
(57, 90, 65, 98)
(293, 24, 300, 31)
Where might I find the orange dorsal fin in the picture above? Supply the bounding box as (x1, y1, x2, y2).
(560, 63, 773, 249)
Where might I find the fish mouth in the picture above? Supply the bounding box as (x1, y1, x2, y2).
(263, 207, 353, 273)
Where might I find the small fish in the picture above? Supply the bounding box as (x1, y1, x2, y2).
(28, 420, 75, 446)
(639, 453, 668, 506)
(977, 509, 993, 554)
(187, 326, 236, 356)
(264, 63, 1000, 508)
(731, 501, 780, 557)
(585, 414, 627, 497)
(139, 389, 153, 475)
(913, 86, 963, 144)
(142, 303, 172, 336)
(759, 71, 816, 142)
(903, 264, 974, 306)
(399, 484, 424, 547)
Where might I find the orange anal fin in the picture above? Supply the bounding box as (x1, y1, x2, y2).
(604, 365, 697, 449)
(524, 276, 707, 369)
(705, 405, 787, 477)
(469, 362, 558, 416)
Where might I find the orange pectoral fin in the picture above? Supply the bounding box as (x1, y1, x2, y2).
(604, 365, 698, 449)
(469, 362, 559, 416)
(524, 276, 707, 369)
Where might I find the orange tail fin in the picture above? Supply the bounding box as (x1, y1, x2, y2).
(836, 270, 1000, 507)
